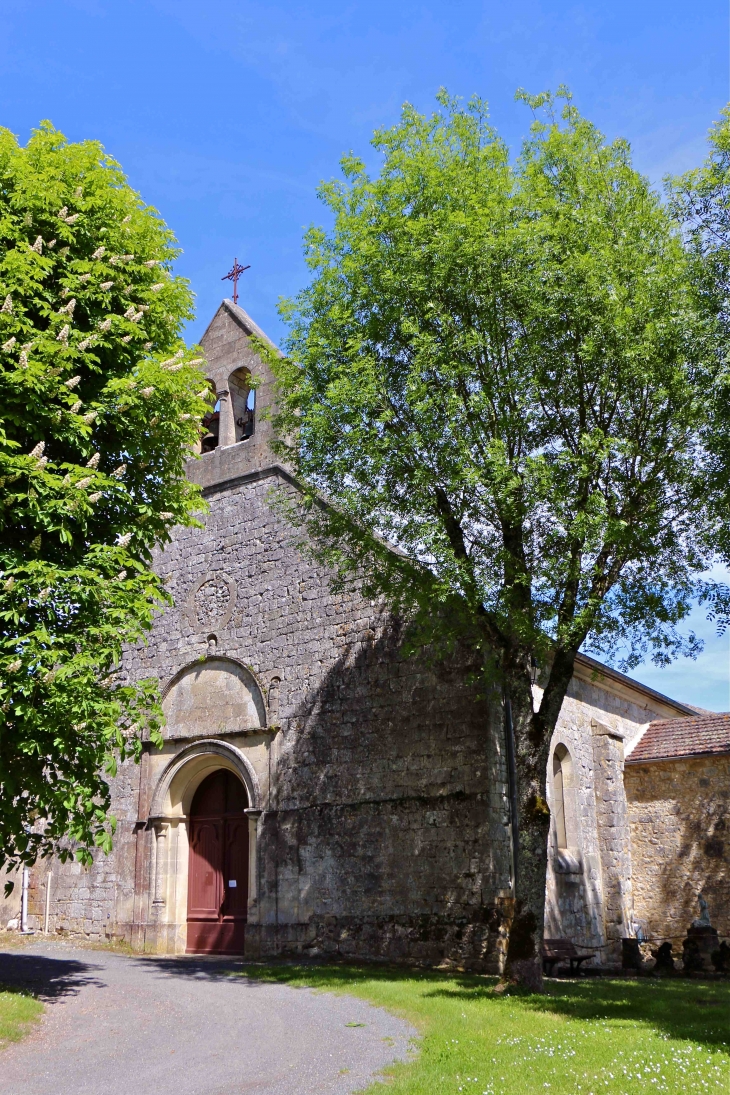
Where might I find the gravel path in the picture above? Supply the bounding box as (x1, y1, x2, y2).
(0, 942, 415, 1095)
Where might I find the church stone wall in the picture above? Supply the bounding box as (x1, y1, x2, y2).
(625, 753, 730, 946)
(40, 466, 513, 971)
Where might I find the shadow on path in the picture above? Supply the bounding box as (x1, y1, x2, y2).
(0, 950, 106, 1000)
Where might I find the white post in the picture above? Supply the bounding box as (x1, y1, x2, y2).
(44, 873, 52, 934)
(20, 867, 32, 934)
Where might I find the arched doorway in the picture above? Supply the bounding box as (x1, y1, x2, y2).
(187, 768, 249, 954)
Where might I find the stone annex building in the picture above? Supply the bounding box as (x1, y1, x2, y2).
(12, 301, 730, 969)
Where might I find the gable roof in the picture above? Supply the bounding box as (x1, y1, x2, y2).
(625, 712, 730, 764)
(573, 652, 696, 720)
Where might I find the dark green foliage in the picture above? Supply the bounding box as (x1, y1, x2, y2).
(0, 123, 210, 873)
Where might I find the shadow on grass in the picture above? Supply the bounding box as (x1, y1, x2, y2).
(237, 962, 730, 1054)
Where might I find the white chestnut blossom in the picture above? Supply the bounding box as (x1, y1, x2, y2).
(151, 283, 164, 292)
(7, 659, 21, 673)
(98, 318, 112, 331)
(159, 512, 174, 520)
(78, 273, 91, 282)
(100, 281, 114, 291)
(88, 492, 102, 503)
(47, 240, 56, 249)
(82, 412, 97, 424)
(61, 298, 76, 315)
(76, 476, 93, 489)
(112, 464, 126, 478)
(143, 341, 153, 350)
(92, 246, 106, 259)
(123, 306, 136, 319)
(86, 453, 100, 468)
(57, 206, 68, 219)
(65, 213, 80, 224)
(132, 311, 144, 323)
(18, 351, 27, 367)
(121, 334, 133, 343)
(30, 442, 45, 458)
(4, 576, 15, 590)
(56, 325, 69, 344)
(115, 532, 132, 547)
(1, 295, 12, 313)
(2, 337, 16, 351)
(65, 375, 81, 388)
(70, 401, 82, 413)
(74, 187, 82, 198)
(141, 386, 154, 398)
(115, 569, 127, 580)
(78, 339, 92, 351)
(143, 260, 159, 267)
(31, 236, 43, 253)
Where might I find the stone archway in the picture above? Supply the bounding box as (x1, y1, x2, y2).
(146, 740, 262, 954)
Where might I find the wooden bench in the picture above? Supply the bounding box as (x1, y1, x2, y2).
(543, 938, 596, 976)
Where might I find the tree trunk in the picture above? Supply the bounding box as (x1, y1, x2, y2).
(502, 686, 552, 992)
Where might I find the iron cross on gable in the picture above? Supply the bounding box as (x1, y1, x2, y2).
(221, 258, 250, 305)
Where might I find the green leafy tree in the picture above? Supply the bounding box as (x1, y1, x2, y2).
(269, 90, 721, 989)
(0, 123, 209, 877)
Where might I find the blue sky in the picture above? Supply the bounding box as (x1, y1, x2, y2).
(2, 0, 729, 709)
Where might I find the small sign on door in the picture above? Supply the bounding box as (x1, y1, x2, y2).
(228, 880, 237, 888)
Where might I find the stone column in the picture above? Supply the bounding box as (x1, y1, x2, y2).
(152, 823, 168, 908)
(245, 808, 262, 921)
(591, 720, 634, 959)
(217, 388, 236, 448)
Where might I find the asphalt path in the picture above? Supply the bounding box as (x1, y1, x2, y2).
(0, 942, 415, 1095)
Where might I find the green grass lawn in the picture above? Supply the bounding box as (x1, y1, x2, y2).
(0, 985, 42, 1048)
(239, 965, 730, 1095)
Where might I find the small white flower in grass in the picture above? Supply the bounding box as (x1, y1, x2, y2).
(65, 213, 80, 224)
(2, 337, 16, 351)
(82, 412, 97, 424)
(88, 492, 102, 503)
(112, 464, 126, 478)
(31, 236, 43, 253)
(98, 318, 112, 331)
(65, 375, 81, 388)
(100, 281, 114, 291)
(151, 283, 164, 292)
(86, 453, 100, 468)
(141, 386, 154, 398)
(7, 659, 21, 673)
(57, 325, 70, 344)
(1, 294, 12, 313)
(57, 206, 68, 219)
(76, 476, 93, 489)
(92, 246, 106, 259)
(30, 442, 45, 458)
(121, 334, 133, 343)
(143, 259, 159, 267)
(116, 532, 132, 547)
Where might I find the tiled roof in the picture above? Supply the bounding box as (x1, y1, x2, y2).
(626, 713, 730, 764)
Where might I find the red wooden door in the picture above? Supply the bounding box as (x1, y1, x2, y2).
(186, 770, 248, 954)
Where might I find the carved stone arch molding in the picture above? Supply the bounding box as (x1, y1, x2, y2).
(149, 738, 263, 821)
(185, 571, 237, 631)
(161, 656, 268, 739)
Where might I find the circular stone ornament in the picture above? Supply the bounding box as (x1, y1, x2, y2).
(185, 571, 237, 631)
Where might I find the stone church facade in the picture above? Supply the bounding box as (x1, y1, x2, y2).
(14, 300, 728, 970)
